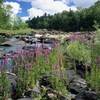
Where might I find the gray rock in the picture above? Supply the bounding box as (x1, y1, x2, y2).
(6, 72, 17, 87)
(75, 90, 98, 100)
(0, 48, 4, 58)
(1, 38, 27, 47)
(66, 69, 87, 94)
(67, 93, 76, 100)
(66, 69, 77, 82)
(32, 86, 40, 94)
(69, 77, 87, 94)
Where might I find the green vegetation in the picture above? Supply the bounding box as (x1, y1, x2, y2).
(0, 28, 33, 35)
(0, 0, 29, 33)
(0, 0, 10, 29)
(10, 47, 67, 99)
(0, 71, 10, 100)
(27, 1, 100, 32)
(63, 28, 100, 93)
(86, 29, 100, 92)
(0, 0, 100, 99)
(67, 41, 91, 64)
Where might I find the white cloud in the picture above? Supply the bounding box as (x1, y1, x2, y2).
(6, 0, 98, 19)
(27, 0, 77, 18)
(63, 0, 98, 8)
(74, 0, 98, 8)
(21, 16, 29, 21)
(4, 1, 22, 15)
(28, 8, 44, 18)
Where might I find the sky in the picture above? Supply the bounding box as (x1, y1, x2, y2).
(4, 0, 98, 20)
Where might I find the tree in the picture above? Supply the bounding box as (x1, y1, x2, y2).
(0, 0, 11, 29)
(27, 1, 100, 32)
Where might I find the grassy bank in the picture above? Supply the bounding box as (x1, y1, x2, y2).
(0, 28, 36, 35)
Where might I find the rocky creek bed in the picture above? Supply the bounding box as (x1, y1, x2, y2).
(0, 32, 100, 100)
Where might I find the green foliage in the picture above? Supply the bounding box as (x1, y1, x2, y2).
(11, 16, 28, 30)
(94, 29, 100, 44)
(0, 0, 28, 30)
(66, 41, 91, 64)
(0, 71, 10, 99)
(86, 28, 100, 92)
(0, 28, 33, 35)
(27, 1, 100, 32)
(86, 64, 100, 92)
(50, 76, 67, 96)
(16, 66, 28, 97)
(0, 0, 10, 29)
(14, 47, 67, 98)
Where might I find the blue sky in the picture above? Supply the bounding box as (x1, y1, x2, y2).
(4, 0, 98, 20)
(5, 0, 31, 17)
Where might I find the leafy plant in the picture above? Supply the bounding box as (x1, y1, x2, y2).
(66, 41, 91, 64)
(86, 29, 100, 92)
(50, 76, 68, 96)
(86, 64, 100, 92)
(0, 70, 10, 100)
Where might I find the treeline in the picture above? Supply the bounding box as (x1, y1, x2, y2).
(0, 0, 28, 30)
(27, 1, 100, 32)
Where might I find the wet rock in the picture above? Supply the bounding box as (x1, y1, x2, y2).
(69, 77, 87, 94)
(0, 38, 26, 47)
(22, 46, 36, 51)
(75, 90, 98, 100)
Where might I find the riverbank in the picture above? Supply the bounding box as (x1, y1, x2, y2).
(0, 29, 99, 100)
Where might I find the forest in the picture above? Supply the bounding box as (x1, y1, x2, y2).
(27, 1, 100, 32)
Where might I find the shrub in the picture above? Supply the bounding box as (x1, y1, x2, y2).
(0, 70, 10, 100)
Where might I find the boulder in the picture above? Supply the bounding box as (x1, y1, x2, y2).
(68, 77, 87, 94)
(75, 90, 98, 100)
(1, 38, 26, 47)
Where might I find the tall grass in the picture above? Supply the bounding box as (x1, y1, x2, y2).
(0, 44, 67, 99)
(0, 28, 34, 35)
(86, 29, 100, 92)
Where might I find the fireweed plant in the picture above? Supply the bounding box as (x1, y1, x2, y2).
(0, 41, 67, 98)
